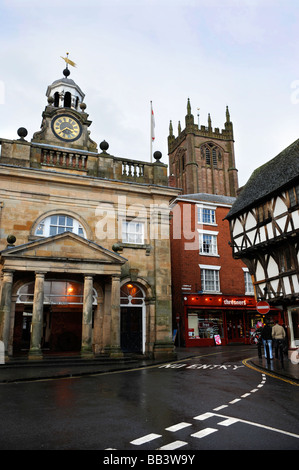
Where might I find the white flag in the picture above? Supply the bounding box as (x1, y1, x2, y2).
(151, 102, 155, 141)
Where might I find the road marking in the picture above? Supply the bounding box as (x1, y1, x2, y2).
(130, 433, 161, 445)
(191, 428, 218, 439)
(193, 412, 214, 420)
(241, 393, 251, 397)
(212, 413, 299, 440)
(229, 398, 241, 404)
(158, 440, 188, 450)
(213, 404, 228, 411)
(166, 422, 192, 432)
(217, 417, 239, 426)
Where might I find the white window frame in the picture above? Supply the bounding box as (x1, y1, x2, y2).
(35, 214, 86, 238)
(122, 220, 145, 245)
(198, 229, 219, 256)
(242, 268, 254, 295)
(199, 264, 221, 293)
(197, 204, 217, 226)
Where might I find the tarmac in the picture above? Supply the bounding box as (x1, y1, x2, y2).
(0, 345, 298, 384)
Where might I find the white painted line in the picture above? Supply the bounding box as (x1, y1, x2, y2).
(130, 433, 162, 445)
(241, 393, 251, 398)
(229, 398, 241, 404)
(158, 440, 188, 450)
(250, 389, 259, 393)
(213, 413, 299, 440)
(193, 412, 214, 420)
(213, 405, 228, 411)
(218, 417, 239, 427)
(257, 384, 264, 388)
(191, 428, 218, 439)
(165, 422, 192, 432)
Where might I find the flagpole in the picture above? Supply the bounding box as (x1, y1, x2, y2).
(150, 101, 154, 163)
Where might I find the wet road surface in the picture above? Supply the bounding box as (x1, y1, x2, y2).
(0, 346, 298, 450)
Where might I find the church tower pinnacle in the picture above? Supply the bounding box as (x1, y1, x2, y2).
(168, 99, 238, 197)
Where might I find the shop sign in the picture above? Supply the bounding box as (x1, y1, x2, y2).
(223, 298, 247, 306)
(214, 334, 222, 345)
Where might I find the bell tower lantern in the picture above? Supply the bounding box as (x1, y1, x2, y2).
(32, 56, 97, 152)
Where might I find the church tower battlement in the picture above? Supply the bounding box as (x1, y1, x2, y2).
(168, 99, 238, 197)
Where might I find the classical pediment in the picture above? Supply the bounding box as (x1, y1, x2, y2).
(1, 232, 127, 265)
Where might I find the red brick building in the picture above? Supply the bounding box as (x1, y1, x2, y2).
(168, 102, 281, 347)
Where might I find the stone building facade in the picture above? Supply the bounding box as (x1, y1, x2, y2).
(0, 66, 178, 359)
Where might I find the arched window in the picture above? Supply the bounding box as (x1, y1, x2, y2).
(201, 143, 222, 167)
(120, 283, 145, 305)
(17, 280, 97, 305)
(35, 214, 86, 238)
(54, 92, 60, 107)
(64, 91, 71, 108)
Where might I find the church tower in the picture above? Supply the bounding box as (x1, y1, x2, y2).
(168, 99, 239, 196)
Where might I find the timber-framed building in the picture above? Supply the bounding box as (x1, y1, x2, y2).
(226, 138, 299, 351)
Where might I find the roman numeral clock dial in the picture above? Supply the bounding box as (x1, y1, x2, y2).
(52, 115, 82, 141)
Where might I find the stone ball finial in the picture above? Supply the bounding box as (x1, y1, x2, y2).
(153, 150, 162, 161)
(100, 140, 109, 152)
(48, 96, 54, 105)
(7, 234, 16, 245)
(63, 68, 70, 78)
(17, 127, 28, 140)
(80, 102, 87, 111)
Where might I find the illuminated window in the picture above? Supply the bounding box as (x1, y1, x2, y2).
(120, 283, 145, 305)
(17, 280, 97, 305)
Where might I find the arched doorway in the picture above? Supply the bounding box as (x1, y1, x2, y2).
(15, 280, 97, 353)
(120, 283, 145, 353)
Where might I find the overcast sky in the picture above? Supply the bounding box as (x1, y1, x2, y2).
(0, 0, 298, 187)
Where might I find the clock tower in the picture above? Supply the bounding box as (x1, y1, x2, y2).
(32, 66, 97, 152)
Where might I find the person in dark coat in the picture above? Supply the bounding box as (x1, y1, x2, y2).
(261, 322, 273, 359)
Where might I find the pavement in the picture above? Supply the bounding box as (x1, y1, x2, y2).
(0, 345, 298, 384)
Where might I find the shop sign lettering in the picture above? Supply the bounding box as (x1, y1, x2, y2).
(223, 299, 246, 306)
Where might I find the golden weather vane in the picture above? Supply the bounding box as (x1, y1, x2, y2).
(61, 52, 77, 68)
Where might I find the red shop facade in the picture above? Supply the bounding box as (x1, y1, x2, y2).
(183, 294, 282, 347)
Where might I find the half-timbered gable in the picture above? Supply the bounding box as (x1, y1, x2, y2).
(226, 138, 299, 349)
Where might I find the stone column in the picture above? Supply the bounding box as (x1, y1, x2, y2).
(0, 270, 14, 353)
(29, 272, 45, 359)
(110, 275, 123, 357)
(81, 275, 94, 355)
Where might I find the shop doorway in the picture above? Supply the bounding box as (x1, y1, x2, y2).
(120, 283, 145, 354)
(226, 312, 245, 343)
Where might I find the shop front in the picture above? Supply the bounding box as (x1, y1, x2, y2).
(183, 294, 282, 347)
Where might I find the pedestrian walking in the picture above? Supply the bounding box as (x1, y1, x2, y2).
(261, 321, 273, 360)
(272, 320, 286, 359)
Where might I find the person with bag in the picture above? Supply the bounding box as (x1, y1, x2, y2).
(272, 320, 286, 359)
(261, 321, 273, 360)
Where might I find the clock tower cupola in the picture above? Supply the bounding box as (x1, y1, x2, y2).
(32, 57, 97, 152)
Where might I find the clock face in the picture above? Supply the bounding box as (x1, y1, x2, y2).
(52, 115, 82, 141)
